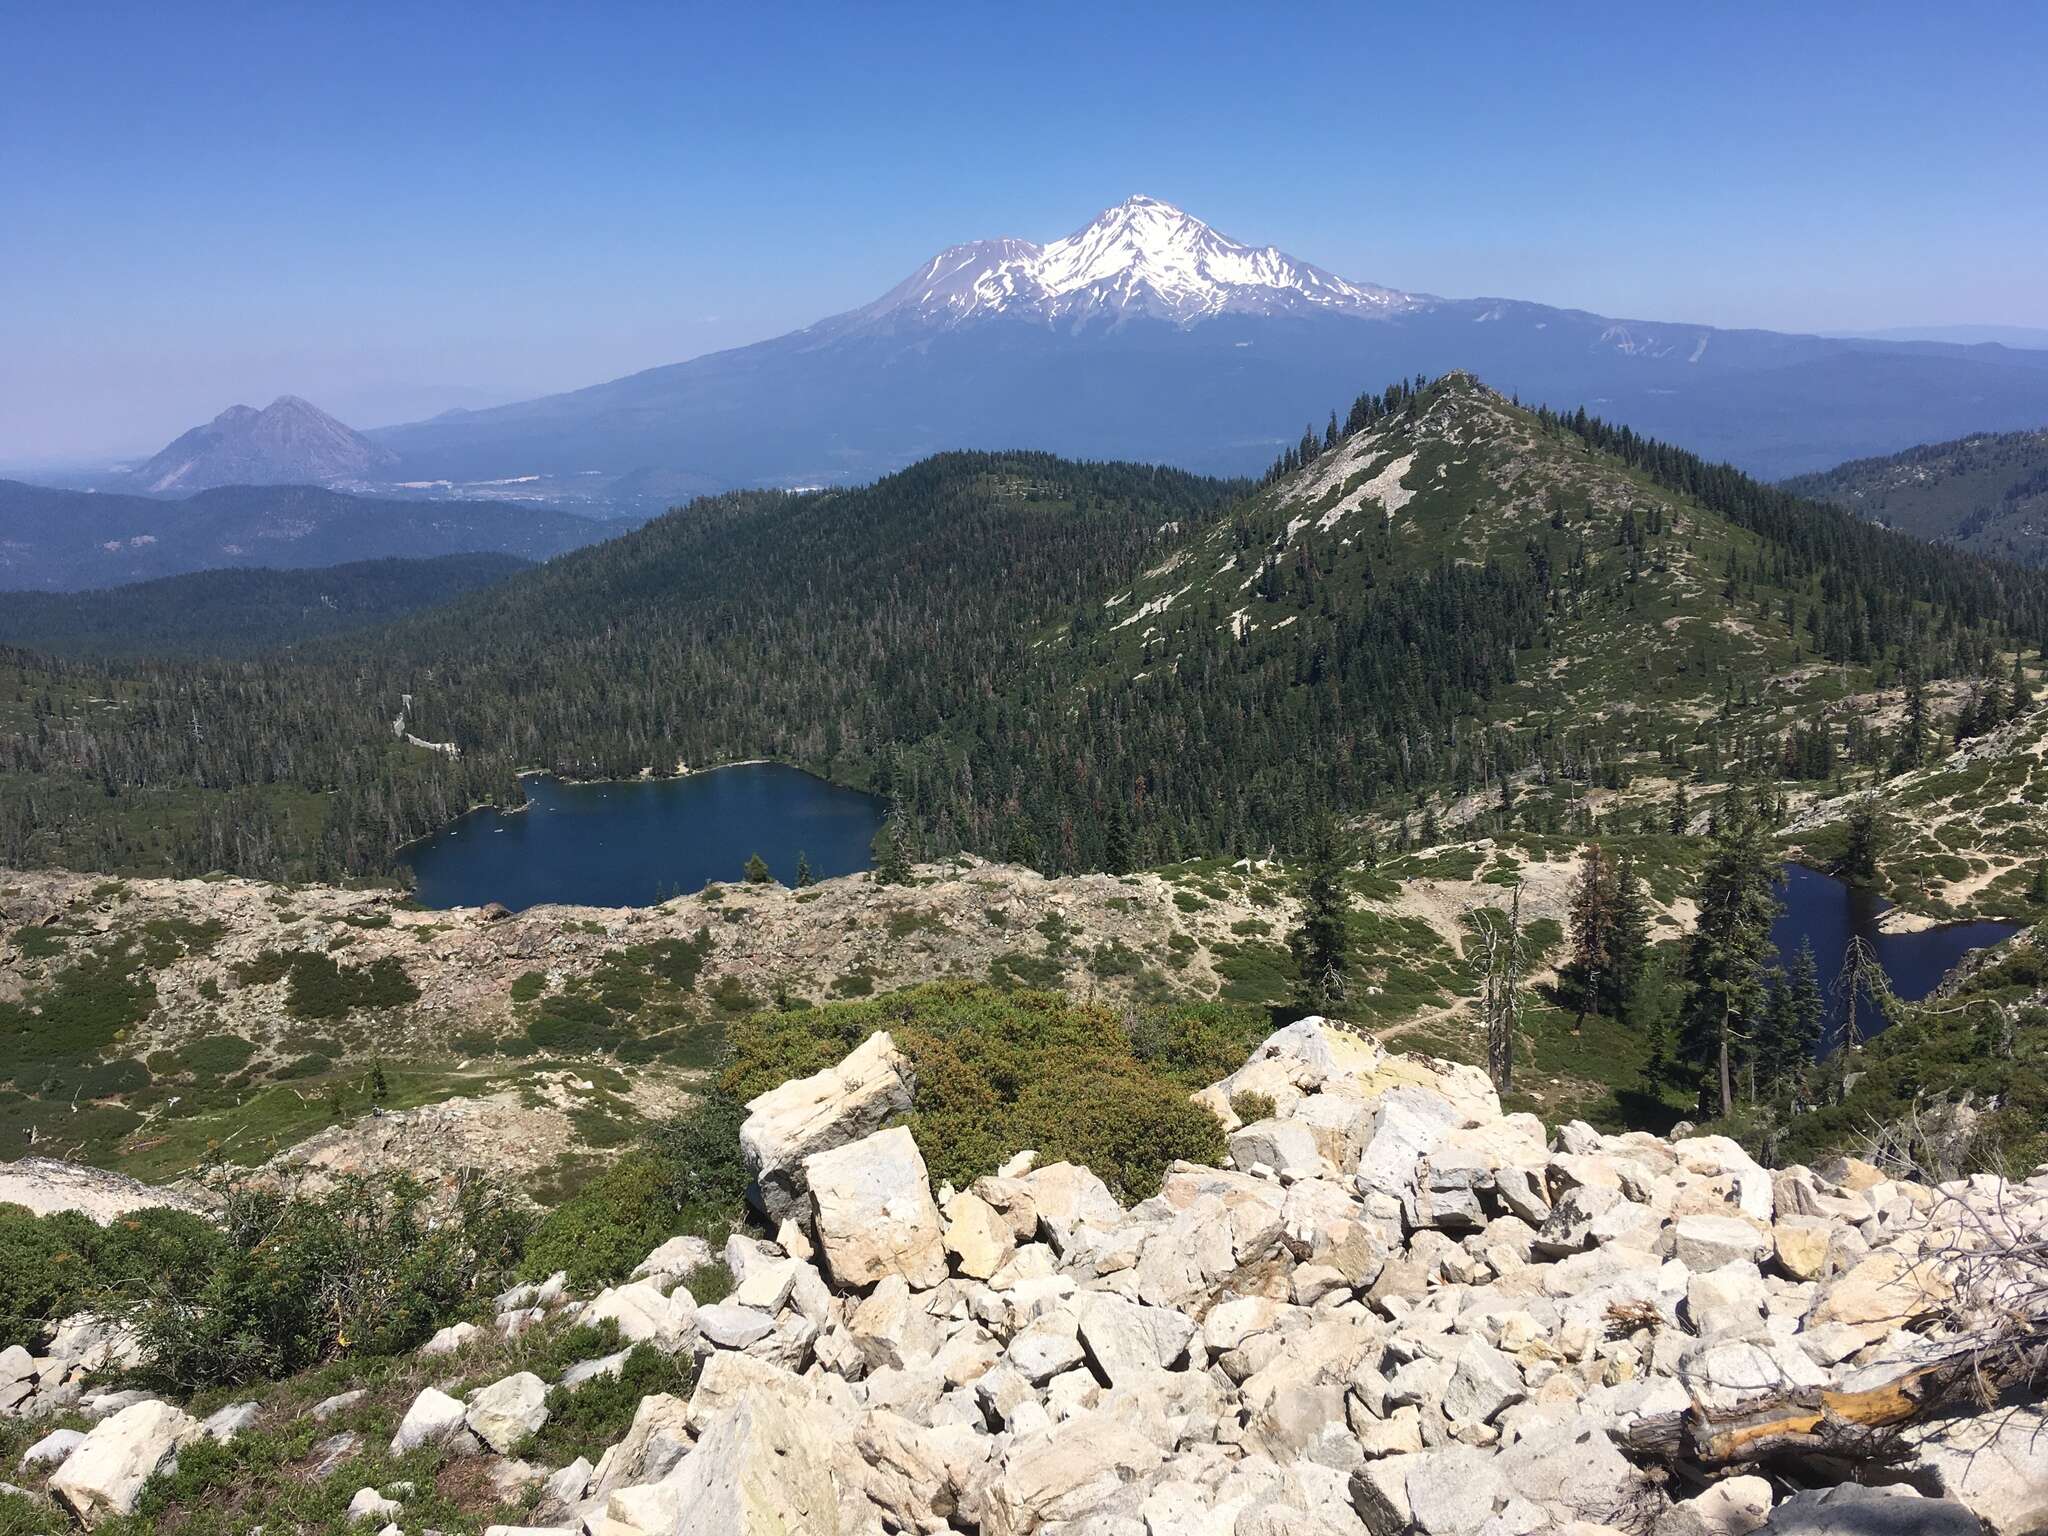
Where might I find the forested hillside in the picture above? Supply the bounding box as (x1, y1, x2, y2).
(0, 479, 615, 591)
(0, 553, 529, 659)
(3, 376, 2044, 884)
(1784, 425, 2048, 567)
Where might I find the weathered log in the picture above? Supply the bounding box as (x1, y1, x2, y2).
(1622, 1335, 2045, 1473)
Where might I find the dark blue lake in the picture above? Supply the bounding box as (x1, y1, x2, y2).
(1771, 862, 2024, 1050)
(402, 763, 884, 911)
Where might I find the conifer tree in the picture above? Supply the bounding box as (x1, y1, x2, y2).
(1289, 813, 1350, 1012)
(1566, 844, 1616, 1024)
(1609, 854, 1652, 1018)
(794, 850, 815, 888)
(1103, 803, 1133, 876)
(744, 851, 773, 884)
(872, 819, 913, 885)
(1678, 798, 1782, 1117)
(1837, 800, 1891, 888)
(1758, 937, 1824, 1094)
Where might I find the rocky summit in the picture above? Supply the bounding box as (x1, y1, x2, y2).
(8, 1018, 2043, 1535)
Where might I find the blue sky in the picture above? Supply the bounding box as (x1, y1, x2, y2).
(4, 0, 2045, 461)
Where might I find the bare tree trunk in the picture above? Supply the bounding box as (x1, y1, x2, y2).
(1478, 883, 1522, 1095)
(1718, 1003, 1734, 1118)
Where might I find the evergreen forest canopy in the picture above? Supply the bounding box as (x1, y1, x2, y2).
(0, 553, 532, 660)
(3, 375, 2045, 886)
(1784, 425, 2048, 569)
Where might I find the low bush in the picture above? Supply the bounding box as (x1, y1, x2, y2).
(519, 1093, 750, 1290)
(283, 952, 419, 1020)
(0, 1203, 224, 1347)
(1229, 1090, 1277, 1123)
(720, 982, 1252, 1201)
(519, 1342, 698, 1466)
(129, 1173, 528, 1390)
(525, 993, 621, 1053)
(174, 1034, 258, 1076)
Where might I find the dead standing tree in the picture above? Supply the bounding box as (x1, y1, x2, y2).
(1470, 881, 1523, 1094)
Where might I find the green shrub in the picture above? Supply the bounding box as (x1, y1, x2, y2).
(78, 1057, 150, 1098)
(282, 952, 419, 1020)
(230, 950, 293, 986)
(829, 969, 877, 998)
(0, 1203, 224, 1347)
(128, 1173, 527, 1390)
(174, 1034, 258, 1076)
(519, 1091, 746, 1291)
(526, 993, 622, 1053)
(720, 982, 1234, 1202)
(709, 976, 760, 1015)
(520, 1343, 698, 1466)
(271, 1052, 333, 1080)
(0, 941, 159, 1082)
(138, 916, 228, 961)
(509, 970, 547, 1003)
(1229, 1091, 1277, 1123)
(13, 925, 85, 960)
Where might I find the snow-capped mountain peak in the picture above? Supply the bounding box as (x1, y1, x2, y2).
(851, 195, 1422, 331)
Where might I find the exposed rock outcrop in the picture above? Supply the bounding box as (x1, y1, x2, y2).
(13, 1017, 2046, 1536)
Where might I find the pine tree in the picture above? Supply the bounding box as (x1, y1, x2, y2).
(2028, 860, 2048, 908)
(1837, 800, 1891, 887)
(1677, 799, 1782, 1117)
(872, 819, 913, 885)
(744, 851, 773, 885)
(794, 850, 815, 888)
(1566, 844, 1616, 1024)
(1894, 671, 1930, 772)
(1609, 855, 1652, 1018)
(1759, 938, 1824, 1095)
(1103, 803, 1133, 876)
(1289, 813, 1350, 1012)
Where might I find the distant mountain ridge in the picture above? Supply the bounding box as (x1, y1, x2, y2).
(0, 479, 621, 591)
(367, 195, 2048, 488)
(119, 395, 398, 493)
(1785, 426, 2048, 567)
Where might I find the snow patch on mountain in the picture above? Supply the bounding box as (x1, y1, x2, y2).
(853, 195, 1425, 331)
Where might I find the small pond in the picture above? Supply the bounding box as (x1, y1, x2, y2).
(401, 762, 885, 912)
(1771, 862, 2025, 1049)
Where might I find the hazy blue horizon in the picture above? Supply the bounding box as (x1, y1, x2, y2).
(5, 1, 2046, 462)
